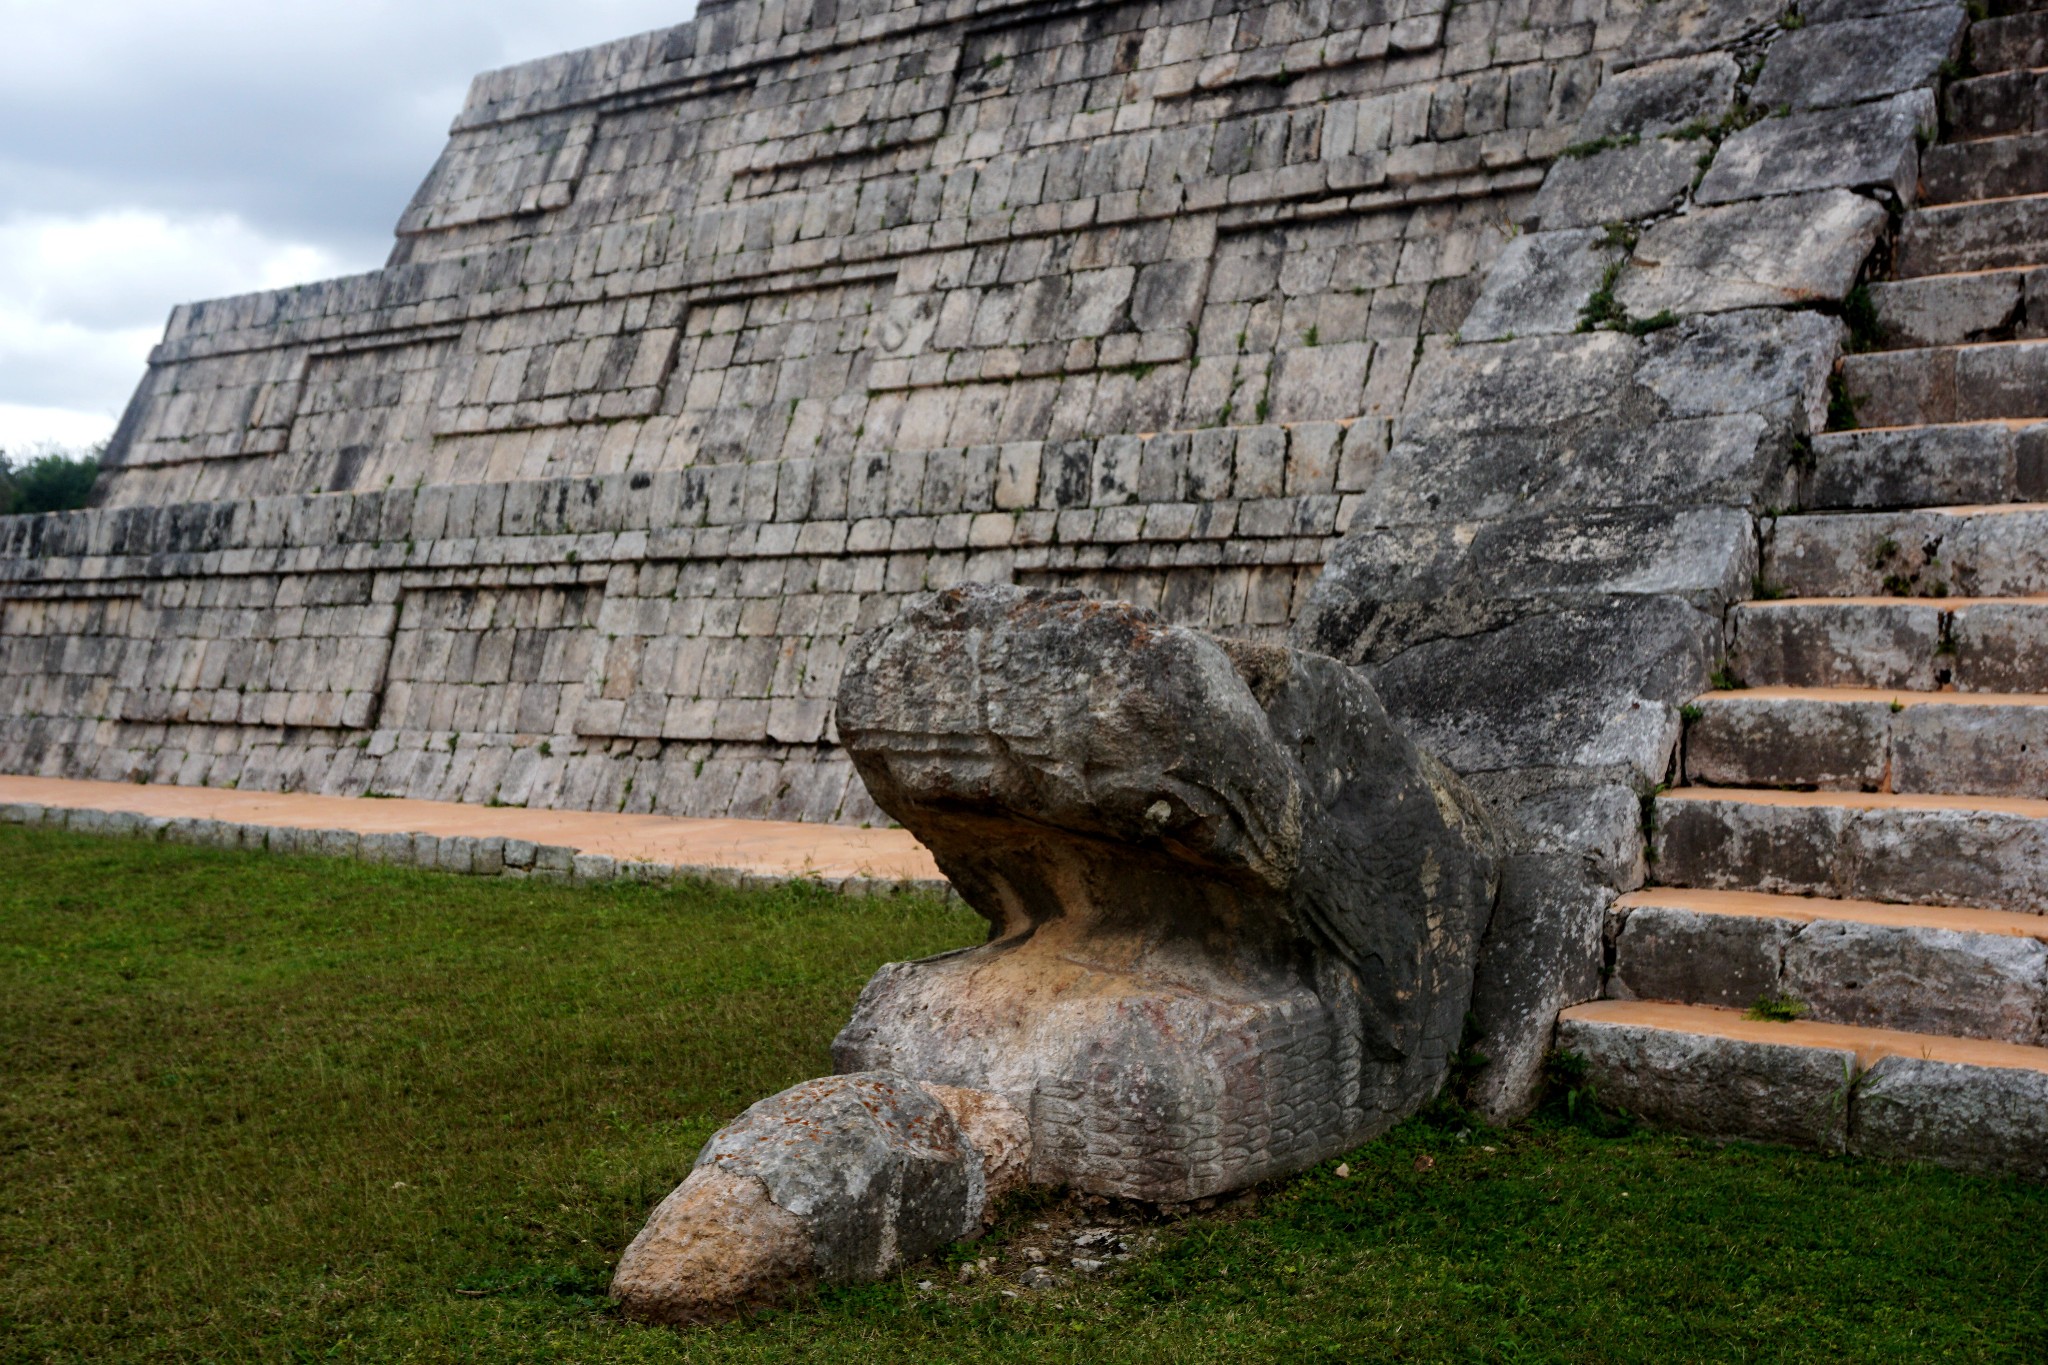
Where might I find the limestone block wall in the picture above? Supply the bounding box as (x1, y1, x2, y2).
(3, 0, 1651, 819)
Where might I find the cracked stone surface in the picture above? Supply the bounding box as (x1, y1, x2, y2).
(1460, 229, 1624, 341)
(612, 1073, 1026, 1323)
(1616, 190, 1889, 316)
(832, 584, 1501, 1202)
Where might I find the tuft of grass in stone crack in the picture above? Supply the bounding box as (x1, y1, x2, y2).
(1827, 372, 1861, 430)
(1841, 285, 1885, 354)
(1559, 131, 1639, 160)
(1746, 993, 1812, 1023)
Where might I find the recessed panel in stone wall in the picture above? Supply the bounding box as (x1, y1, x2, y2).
(428, 296, 686, 437)
(107, 350, 305, 491)
(379, 583, 599, 736)
(572, 555, 931, 748)
(287, 334, 459, 495)
(396, 107, 599, 236)
(673, 277, 896, 465)
(0, 578, 392, 733)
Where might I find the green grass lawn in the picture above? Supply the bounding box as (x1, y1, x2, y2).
(2, 824, 2044, 1364)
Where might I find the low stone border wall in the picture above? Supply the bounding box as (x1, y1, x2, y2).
(0, 800, 954, 901)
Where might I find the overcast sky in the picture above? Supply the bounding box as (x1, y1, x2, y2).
(0, 0, 697, 454)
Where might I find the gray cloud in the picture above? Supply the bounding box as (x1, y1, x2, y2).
(0, 0, 695, 444)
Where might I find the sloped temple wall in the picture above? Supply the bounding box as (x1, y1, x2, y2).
(1, 0, 1640, 820)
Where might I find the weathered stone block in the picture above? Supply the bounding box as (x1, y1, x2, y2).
(1616, 191, 1888, 316)
(1730, 600, 1944, 690)
(1622, 0, 1788, 68)
(1685, 694, 1890, 790)
(1634, 307, 1843, 435)
(1468, 854, 1609, 1121)
(1897, 196, 2048, 278)
(1365, 597, 1712, 785)
(1515, 783, 1649, 890)
(1460, 229, 1622, 341)
(1869, 273, 2025, 350)
(1839, 803, 2048, 915)
(1807, 424, 2019, 510)
(437, 836, 477, 875)
(1559, 1015, 1856, 1149)
(833, 585, 1500, 1201)
(1807, 0, 1959, 18)
(1610, 905, 1794, 1008)
(1531, 139, 1698, 231)
(613, 1074, 1026, 1323)
(1769, 505, 2048, 600)
(1892, 702, 2048, 799)
(1952, 601, 2048, 693)
(1474, 507, 1757, 610)
(1967, 8, 2048, 73)
(1783, 919, 2047, 1042)
(1853, 1056, 2048, 1180)
(1924, 130, 2048, 213)
(358, 834, 409, 863)
(1576, 53, 1740, 140)
(1697, 92, 1934, 206)
(315, 828, 361, 860)
(1372, 406, 1790, 528)
(1750, 7, 1966, 114)
(572, 853, 617, 882)
(1653, 795, 1853, 899)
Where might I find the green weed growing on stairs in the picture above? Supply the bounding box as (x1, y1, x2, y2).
(1828, 372, 1860, 430)
(1841, 286, 1884, 353)
(1539, 1049, 1636, 1136)
(1746, 993, 1811, 1023)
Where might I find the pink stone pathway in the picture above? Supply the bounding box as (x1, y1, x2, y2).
(0, 775, 942, 884)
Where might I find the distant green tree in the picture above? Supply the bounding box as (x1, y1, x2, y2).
(0, 443, 104, 516)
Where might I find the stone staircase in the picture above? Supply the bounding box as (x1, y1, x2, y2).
(1560, 0, 2048, 1178)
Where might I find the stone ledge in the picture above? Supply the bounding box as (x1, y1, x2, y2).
(1559, 1002, 2048, 1180)
(0, 799, 954, 901)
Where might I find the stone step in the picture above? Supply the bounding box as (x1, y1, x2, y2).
(1730, 596, 2048, 692)
(1987, 0, 2048, 18)
(1895, 192, 2048, 277)
(1840, 339, 2048, 428)
(1652, 788, 2048, 914)
(1867, 269, 2042, 349)
(1683, 686, 2048, 797)
(1807, 420, 2048, 509)
(1922, 130, 2048, 205)
(1557, 1000, 2048, 1176)
(1768, 503, 2048, 598)
(1973, 10, 2048, 74)
(1944, 67, 2048, 142)
(1608, 888, 2048, 1044)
